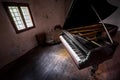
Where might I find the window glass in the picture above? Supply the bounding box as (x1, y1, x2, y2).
(21, 7, 33, 27)
(8, 6, 25, 30)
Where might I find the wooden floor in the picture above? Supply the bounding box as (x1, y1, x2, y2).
(0, 32, 120, 80)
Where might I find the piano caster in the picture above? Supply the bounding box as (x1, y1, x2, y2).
(89, 64, 99, 80)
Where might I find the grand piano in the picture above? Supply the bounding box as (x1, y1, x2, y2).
(59, 0, 119, 71)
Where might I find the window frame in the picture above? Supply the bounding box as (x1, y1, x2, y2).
(3, 2, 35, 33)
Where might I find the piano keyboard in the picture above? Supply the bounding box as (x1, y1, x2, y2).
(59, 35, 87, 66)
(63, 35, 85, 59)
(59, 30, 102, 67)
(60, 35, 80, 64)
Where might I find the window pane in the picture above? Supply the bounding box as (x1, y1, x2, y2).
(16, 17, 20, 20)
(8, 6, 25, 30)
(20, 7, 33, 27)
(13, 8, 17, 12)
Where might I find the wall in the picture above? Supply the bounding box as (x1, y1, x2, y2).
(103, 0, 120, 30)
(0, 0, 66, 69)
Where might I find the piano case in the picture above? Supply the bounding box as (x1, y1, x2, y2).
(60, 0, 119, 69)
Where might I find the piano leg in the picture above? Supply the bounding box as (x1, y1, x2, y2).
(90, 64, 99, 80)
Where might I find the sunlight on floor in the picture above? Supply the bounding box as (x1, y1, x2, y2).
(57, 49, 68, 58)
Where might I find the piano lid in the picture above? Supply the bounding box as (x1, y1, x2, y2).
(63, 0, 118, 29)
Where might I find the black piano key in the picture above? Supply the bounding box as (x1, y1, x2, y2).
(63, 30, 89, 54)
(63, 35, 86, 59)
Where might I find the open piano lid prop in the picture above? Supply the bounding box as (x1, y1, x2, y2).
(60, 0, 119, 69)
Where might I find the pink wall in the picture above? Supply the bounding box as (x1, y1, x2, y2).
(102, 0, 120, 31)
(0, 0, 67, 69)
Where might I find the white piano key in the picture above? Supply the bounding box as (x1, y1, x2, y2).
(59, 36, 81, 65)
